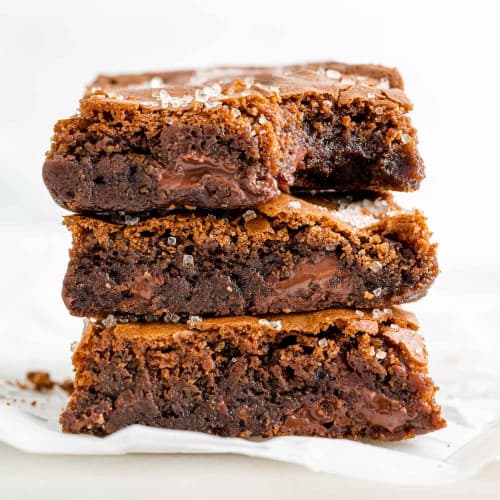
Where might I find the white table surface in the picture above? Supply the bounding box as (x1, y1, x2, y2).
(0, 443, 499, 500)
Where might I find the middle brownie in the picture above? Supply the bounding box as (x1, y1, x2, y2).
(63, 193, 438, 319)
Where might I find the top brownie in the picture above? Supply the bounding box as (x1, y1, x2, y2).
(43, 61, 424, 213)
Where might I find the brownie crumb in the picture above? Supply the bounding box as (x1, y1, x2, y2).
(23, 371, 74, 395)
(27, 371, 55, 391)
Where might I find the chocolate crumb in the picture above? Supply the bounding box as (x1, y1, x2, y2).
(23, 371, 74, 395)
(27, 371, 55, 391)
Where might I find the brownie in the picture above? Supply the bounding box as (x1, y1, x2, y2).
(62, 192, 438, 319)
(43, 61, 424, 213)
(60, 308, 445, 439)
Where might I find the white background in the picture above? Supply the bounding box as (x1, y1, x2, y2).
(1, 0, 499, 374)
(0, 1, 499, 497)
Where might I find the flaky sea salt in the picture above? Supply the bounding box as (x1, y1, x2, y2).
(372, 308, 392, 318)
(149, 77, 164, 88)
(355, 310, 364, 317)
(376, 350, 387, 360)
(258, 115, 267, 125)
(318, 338, 328, 348)
(139, 99, 160, 107)
(204, 99, 222, 110)
(183, 254, 194, 267)
(386, 208, 416, 217)
(368, 261, 383, 272)
(102, 314, 116, 327)
(167, 236, 177, 246)
(288, 200, 301, 209)
(377, 77, 390, 90)
(372, 287, 382, 297)
(123, 215, 140, 226)
(158, 89, 193, 109)
(331, 197, 389, 229)
(340, 77, 355, 86)
(254, 82, 280, 96)
(164, 313, 181, 323)
(325, 69, 341, 79)
(401, 133, 411, 144)
(194, 83, 223, 108)
(243, 77, 254, 89)
(242, 210, 257, 222)
(332, 206, 377, 229)
(187, 315, 203, 329)
(258, 319, 282, 331)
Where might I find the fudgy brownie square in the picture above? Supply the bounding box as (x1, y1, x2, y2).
(62, 192, 438, 320)
(61, 308, 445, 439)
(43, 61, 424, 213)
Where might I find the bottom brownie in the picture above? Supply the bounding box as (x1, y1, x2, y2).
(61, 308, 445, 440)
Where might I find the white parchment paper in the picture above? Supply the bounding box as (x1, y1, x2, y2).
(0, 225, 499, 485)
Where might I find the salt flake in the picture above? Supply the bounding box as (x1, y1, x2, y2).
(183, 254, 194, 267)
(187, 315, 203, 329)
(258, 319, 282, 331)
(325, 69, 341, 79)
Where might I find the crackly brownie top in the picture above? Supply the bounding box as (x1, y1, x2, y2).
(105, 307, 426, 367)
(257, 191, 414, 230)
(87, 61, 411, 111)
(68, 191, 417, 233)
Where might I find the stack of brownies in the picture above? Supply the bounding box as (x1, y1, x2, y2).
(43, 62, 445, 440)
